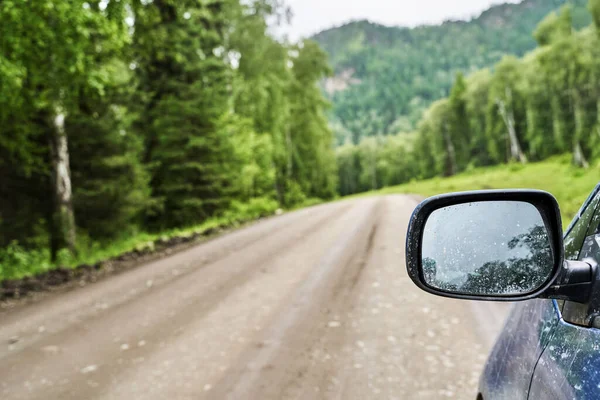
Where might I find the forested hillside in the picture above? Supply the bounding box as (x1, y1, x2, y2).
(337, 1, 600, 197)
(313, 0, 591, 144)
(0, 0, 337, 279)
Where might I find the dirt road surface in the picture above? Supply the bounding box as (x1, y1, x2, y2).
(0, 196, 510, 400)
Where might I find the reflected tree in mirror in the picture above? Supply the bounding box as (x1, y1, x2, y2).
(422, 201, 554, 296)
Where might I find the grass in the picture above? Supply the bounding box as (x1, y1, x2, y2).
(366, 155, 600, 228)
(0, 197, 285, 282)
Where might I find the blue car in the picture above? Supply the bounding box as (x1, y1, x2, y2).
(406, 185, 600, 400)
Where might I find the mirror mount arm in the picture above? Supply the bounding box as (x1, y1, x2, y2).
(540, 260, 597, 304)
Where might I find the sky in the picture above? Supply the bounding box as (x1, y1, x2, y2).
(279, 0, 521, 40)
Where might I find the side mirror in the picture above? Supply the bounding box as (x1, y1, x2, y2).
(406, 190, 564, 301)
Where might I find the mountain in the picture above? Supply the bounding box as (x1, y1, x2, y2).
(311, 0, 591, 144)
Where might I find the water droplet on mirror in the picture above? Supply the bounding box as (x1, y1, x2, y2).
(80, 365, 97, 374)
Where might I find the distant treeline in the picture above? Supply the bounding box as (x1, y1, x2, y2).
(337, 1, 600, 197)
(0, 0, 337, 264)
(316, 0, 592, 145)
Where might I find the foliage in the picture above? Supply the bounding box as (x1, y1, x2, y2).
(0, 196, 280, 281)
(338, 1, 600, 201)
(133, 0, 239, 229)
(461, 225, 553, 295)
(0, 0, 337, 281)
(313, 0, 592, 144)
(336, 133, 417, 196)
(591, 0, 600, 28)
(0, 242, 53, 281)
(222, 198, 280, 224)
(534, 5, 574, 45)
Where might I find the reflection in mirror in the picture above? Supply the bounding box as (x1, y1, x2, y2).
(422, 201, 554, 296)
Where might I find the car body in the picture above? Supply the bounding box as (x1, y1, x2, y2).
(406, 185, 600, 400)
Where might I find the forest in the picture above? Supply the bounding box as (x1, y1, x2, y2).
(314, 0, 592, 145)
(3, 0, 600, 282)
(337, 0, 600, 197)
(0, 0, 337, 279)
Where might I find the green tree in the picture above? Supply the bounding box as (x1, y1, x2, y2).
(377, 134, 417, 187)
(523, 49, 558, 160)
(336, 144, 361, 196)
(591, 0, 600, 30)
(229, 0, 292, 203)
(448, 72, 471, 172)
(534, 5, 573, 46)
(418, 99, 455, 177)
(464, 69, 494, 166)
(286, 40, 338, 203)
(0, 0, 140, 258)
(133, 0, 240, 229)
(68, 2, 149, 240)
(486, 56, 528, 164)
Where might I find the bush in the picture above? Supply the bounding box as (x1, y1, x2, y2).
(0, 241, 52, 280)
(284, 181, 307, 207)
(222, 197, 279, 224)
(0, 197, 284, 283)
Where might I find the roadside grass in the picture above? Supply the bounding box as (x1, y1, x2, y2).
(363, 155, 600, 228)
(0, 197, 286, 282)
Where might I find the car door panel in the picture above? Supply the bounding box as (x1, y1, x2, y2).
(479, 299, 559, 400)
(529, 320, 599, 399)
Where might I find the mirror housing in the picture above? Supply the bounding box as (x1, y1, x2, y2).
(406, 190, 564, 302)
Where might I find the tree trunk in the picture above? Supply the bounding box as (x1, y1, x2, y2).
(49, 107, 76, 259)
(573, 141, 590, 169)
(572, 93, 589, 168)
(443, 123, 458, 176)
(496, 89, 527, 164)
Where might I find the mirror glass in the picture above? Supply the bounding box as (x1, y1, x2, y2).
(421, 201, 554, 296)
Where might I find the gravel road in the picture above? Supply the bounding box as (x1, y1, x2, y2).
(0, 196, 510, 400)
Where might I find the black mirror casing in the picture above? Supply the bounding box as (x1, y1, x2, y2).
(406, 190, 564, 302)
